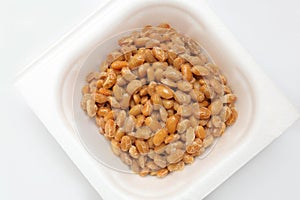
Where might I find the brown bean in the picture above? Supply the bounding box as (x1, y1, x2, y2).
(203, 135, 214, 148)
(126, 80, 142, 95)
(135, 140, 149, 155)
(89, 81, 97, 93)
(131, 160, 140, 173)
(111, 60, 128, 70)
(145, 116, 162, 132)
(189, 115, 198, 127)
(186, 141, 201, 154)
(167, 51, 177, 65)
(209, 99, 223, 115)
(96, 80, 105, 90)
(81, 85, 89, 95)
(108, 96, 120, 108)
(139, 167, 150, 177)
(140, 96, 148, 104)
(181, 63, 193, 81)
(163, 66, 182, 81)
(199, 119, 209, 126)
(167, 149, 184, 164)
(160, 78, 177, 88)
(174, 90, 191, 104)
(165, 141, 184, 154)
(123, 115, 135, 133)
(128, 53, 145, 69)
(146, 161, 159, 170)
(154, 154, 167, 168)
(223, 106, 232, 121)
(156, 85, 173, 99)
(96, 117, 105, 132)
(98, 88, 112, 96)
(212, 115, 222, 127)
(212, 123, 226, 137)
(210, 78, 223, 94)
(183, 154, 194, 164)
(86, 71, 102, 82)
(147, 149, 155, 160)
(103, 71, 117, 88)
(223, 94, 237, 104)
(121, 67, 137, 81)
(134, 37, 150, 47)
(105, 119, 116, 138)
(162, 99, 174, 109)
(177, 105, 193, 117)
(147, 67, 155, 82)
(104, 110, 114, 121)
(86, 99, 97, 117)
(129, 104, 142, 116)
(189, 89, 205, 102)
(147, 81, 157, 96)
(93, 93, 108, 104)
(167, 161, 185, 172)
(166, 115, 180, 134)
(199, 100, 209, 107)
(154, 143, 166, 154)
(111, 139, 121, 156)
(135, 114, 145, 128)
(195, 126, 206, 139)
(114, 130, 125, 142)
(120, 135, 132, 151)
(99, 61, 109, 72)
(164, 134, 180, 144)
(206, 63, 220, 74)
(118, 36, 133, 46)
(199, 107, 211, 119)
(152, 47, 168, 62)
(159, 107, 168, 122)
(129, 146, 139, 159)
(138, 155, 147, 168)
(177, 119, 190, 134)
(142, 100, 153, 116)
(185, 127, 195, 146)
(132, 94, 140, 104)
(224, 85, 232, 94)
(154, 68, 164, 82)
(107, 51, 125, 64)
(120, 152, 132, 166)
(135, 126, 152, 139)
(150, 93, 162, 106)
(187, 55, 205, 66)
(120, 93, 130, 109)
(137, 63, 149, 78)
(191, 65, 209, 76)
(153, 128, 168, 146)
(177, 80, 193, 92)
(226, 107, 238, 126)
(173, 57, 186, 70)
(116, 75, 127, 86)
(97, 107, 110, 117)
(144, 49, 157, 63)
(138, 86, 147, 96)
(156, 168, 169, 178)
(153, 61, 168, 70)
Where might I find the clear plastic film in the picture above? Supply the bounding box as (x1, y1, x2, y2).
(76, 24, 238, 176)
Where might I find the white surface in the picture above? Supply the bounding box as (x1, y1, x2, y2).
(1, 0, 299, 200)
(16, 0, 298, 199)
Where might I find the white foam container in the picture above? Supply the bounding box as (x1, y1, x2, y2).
(15, 0, 299, 199)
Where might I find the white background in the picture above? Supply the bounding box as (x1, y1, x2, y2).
(1, 0, 299, 199)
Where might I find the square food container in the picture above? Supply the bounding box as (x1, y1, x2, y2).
(15, 0, 299, 199)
